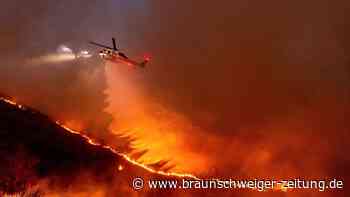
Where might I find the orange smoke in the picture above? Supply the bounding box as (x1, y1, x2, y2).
(104, 63, 210, 173)
(2, 96, 333, 195)
(103, 61, 346, 195)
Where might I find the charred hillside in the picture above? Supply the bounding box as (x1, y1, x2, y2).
(0, 96, 119, 193)
(0, 97, 198, 196)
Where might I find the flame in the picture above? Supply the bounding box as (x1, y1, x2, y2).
(118, 164, 124, 171)
(0, 96, 292, 193)
(276, 183, 288, 192)
(1, 97, 25, 109)
(105, 63, 211, 173)
(56, 121, 198, 179)
(0, 97, 198, 179)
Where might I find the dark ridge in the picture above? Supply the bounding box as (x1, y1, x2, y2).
(0, 96, 118, 193)
(0, 97, 200, 196)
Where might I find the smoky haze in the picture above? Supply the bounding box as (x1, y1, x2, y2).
(0, 1, 125, 138)
(145, 0, 350, 131)
(0, 0, 349, 183)
(141, 1, 350, 178)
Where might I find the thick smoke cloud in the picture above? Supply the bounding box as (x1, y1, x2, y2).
(106, 0, 350, 179)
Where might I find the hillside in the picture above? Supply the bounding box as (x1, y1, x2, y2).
(0, 96, 198, 196)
